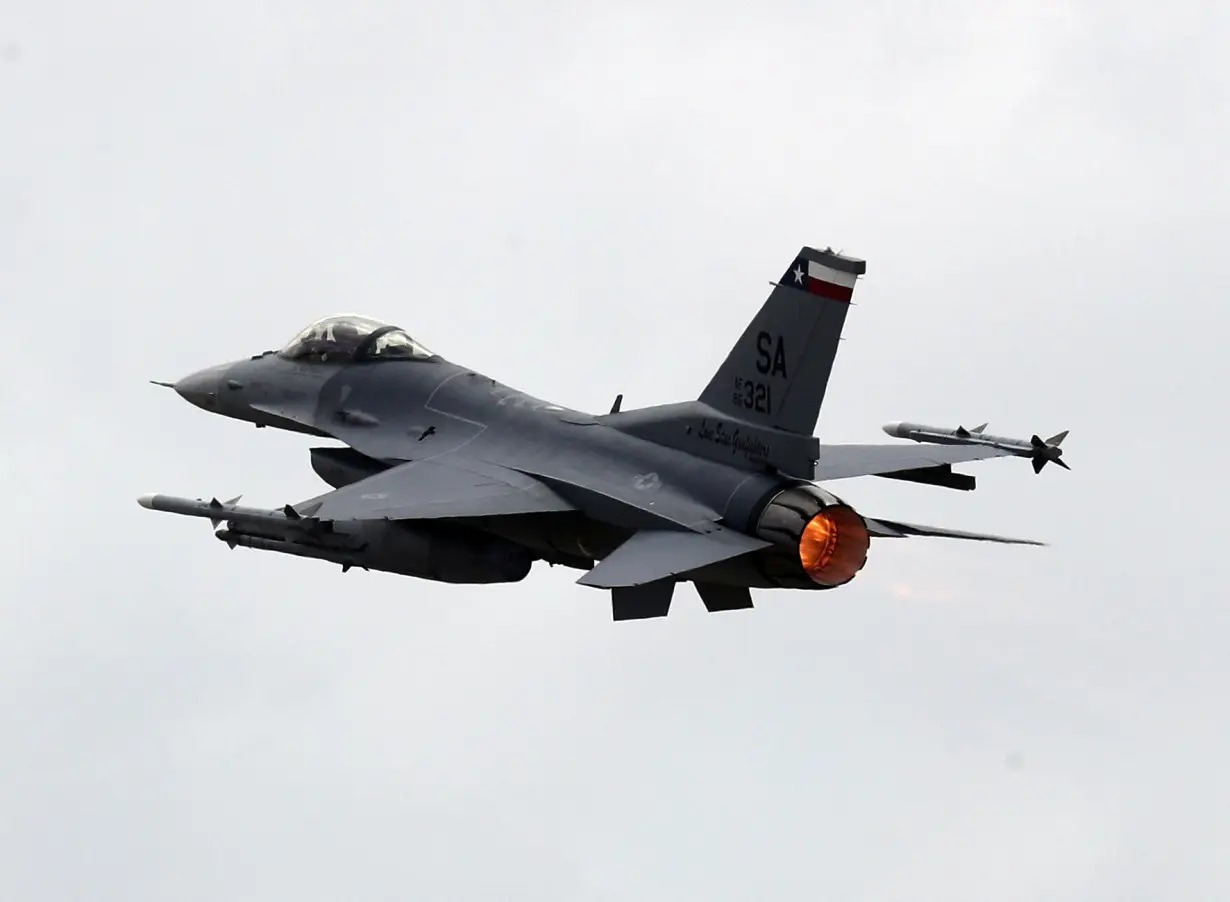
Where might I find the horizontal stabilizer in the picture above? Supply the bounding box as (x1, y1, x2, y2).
(577, 526, 770, 589)
(864, 516, 1045, 546)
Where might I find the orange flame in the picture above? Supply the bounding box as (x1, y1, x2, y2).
(798, 507, 870, 586)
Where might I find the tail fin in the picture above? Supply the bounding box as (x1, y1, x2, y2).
(698, 246, 865, 436)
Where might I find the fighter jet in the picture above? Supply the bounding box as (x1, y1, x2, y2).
(139, 246, 1069, 620)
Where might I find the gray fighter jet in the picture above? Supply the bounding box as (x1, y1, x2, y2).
(140, 246, 1068, 620)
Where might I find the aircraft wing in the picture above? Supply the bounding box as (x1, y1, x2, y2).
(864, 516, 1044, 546)
(293, 457, 575, 521)
(814, 443, 1014, 481)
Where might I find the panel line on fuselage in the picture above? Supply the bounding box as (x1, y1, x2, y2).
(422, 369, 492, 429)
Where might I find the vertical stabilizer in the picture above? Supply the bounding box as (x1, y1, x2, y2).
(698, 246, 865, 436)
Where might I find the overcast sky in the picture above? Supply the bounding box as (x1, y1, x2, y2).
(2, 1, 1229, 899)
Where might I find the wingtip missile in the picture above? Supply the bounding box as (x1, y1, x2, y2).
(1028, 433, 1071, 473)
(883, 421, 1071, 472)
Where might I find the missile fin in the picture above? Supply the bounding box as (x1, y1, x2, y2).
(1028, 432, 1071, 473)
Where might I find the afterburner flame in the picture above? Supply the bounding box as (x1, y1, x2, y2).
(798, 506, 870, 586)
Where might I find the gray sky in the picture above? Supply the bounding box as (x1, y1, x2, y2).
(3, 1, 1229, 899)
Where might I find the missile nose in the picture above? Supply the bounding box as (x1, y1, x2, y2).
(882, 421, 906, 438)
(173, 365, 227, 411)
(136, 493, 158, 509)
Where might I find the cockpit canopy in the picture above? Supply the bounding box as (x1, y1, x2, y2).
(278, 314, 435, 364)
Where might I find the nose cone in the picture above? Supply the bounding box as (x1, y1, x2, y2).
(173, 364, 228, 411)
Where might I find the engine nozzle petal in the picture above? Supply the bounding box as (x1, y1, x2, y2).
(798, 506, 870, 587)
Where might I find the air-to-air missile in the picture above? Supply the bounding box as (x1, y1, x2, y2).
(136, 493, 534, 583)
(881, 422, 1070, 473)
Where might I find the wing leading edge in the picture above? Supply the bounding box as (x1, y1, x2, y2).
(294, 457, 575, 521)
(814, 443, 1015, 481)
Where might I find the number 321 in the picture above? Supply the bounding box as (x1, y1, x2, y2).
(741, 379, 771, 413)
